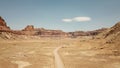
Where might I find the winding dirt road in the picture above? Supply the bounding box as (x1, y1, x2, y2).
(53, 46, 65, 68)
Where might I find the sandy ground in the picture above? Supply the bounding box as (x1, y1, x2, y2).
(59, 38, 120, 68)
(0, 37, 120, 68)
(0, 38, 61, 68)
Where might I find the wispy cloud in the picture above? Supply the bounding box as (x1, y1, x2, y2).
(73, 17, 91, 22)
(62, 17, 91, 22)
(62, 19, 72, 22)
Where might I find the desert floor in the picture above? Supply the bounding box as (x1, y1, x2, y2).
(0, 37, 120, 68)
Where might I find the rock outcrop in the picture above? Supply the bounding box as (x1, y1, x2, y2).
(97, 22, 120, 52)
(0, 16, 10, 31)
(20, 25, 36, 35)
(69, 31, 87, 38)
(104, 22, 120, 43)
(68, 28, 107, 38)
(22, 25, 34, 31)
(104, 22, 120, 38)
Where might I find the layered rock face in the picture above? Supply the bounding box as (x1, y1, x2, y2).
(0, 16, 10, 31)
(35, 29, 69, 37)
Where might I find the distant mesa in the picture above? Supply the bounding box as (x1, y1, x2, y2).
(36, 29, 69, 37)
(22, 25, 34, 31)
(0, 16, 108, 37)
(68, 28, 107, 38)
(0, 16, 10, 31)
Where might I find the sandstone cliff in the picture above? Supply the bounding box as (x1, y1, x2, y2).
(0, 16, 10, 31)
(22, 25, 34, 31)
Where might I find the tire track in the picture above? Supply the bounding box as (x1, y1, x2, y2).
(53, 46, 65, 68)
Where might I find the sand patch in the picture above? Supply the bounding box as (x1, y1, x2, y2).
(11, 61, 31, 68)
(80, 51, 96, 56)
(28, 51, 35, 54)
(89, 58, 106, 62)
(104, 62, 120, 68)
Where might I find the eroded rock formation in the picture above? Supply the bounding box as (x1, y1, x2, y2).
(68, 28, 107, 38)
(0, 16, 107, 38)
(22, 25, 34, 31)
(0, 16, 10, 31)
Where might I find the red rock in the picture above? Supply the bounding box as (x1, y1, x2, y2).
(35, 28, 69, 37)
(0, 16, 10, 31)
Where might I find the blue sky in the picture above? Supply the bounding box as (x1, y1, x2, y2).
(0, 0, 120, 32)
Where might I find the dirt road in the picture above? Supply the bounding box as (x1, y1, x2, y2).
(53, 46, 65, 68)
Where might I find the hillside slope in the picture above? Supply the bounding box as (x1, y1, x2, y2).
(104, 22, 120, 51)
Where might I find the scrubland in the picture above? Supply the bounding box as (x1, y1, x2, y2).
(0, 36, 120, 68)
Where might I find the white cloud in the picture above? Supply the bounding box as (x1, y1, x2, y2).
(62, 17, 91, 22)
(73, 17, 91, 22)
(62, 19, 72, 22)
